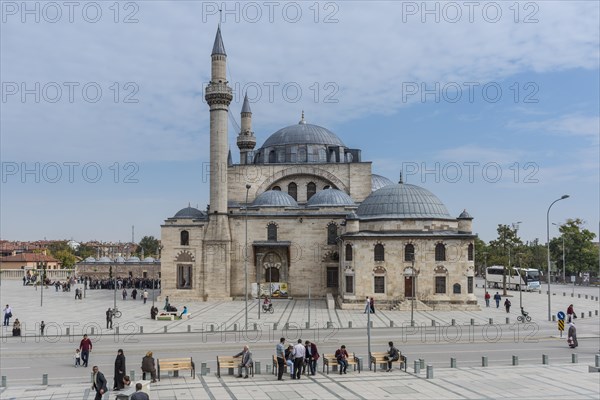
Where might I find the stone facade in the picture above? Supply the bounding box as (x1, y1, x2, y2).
(160, 27, 478, 309)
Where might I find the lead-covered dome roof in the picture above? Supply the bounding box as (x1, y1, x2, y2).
(371, 174, 394, 191)
(357, 183, 452, 219)
(307, 188, 355, 207)
(252, 190, 299, 207)
(261, 122, 345, 148)
(173, 206, 207, 219)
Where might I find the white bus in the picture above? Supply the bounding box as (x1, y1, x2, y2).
(486, 266, 541, 291)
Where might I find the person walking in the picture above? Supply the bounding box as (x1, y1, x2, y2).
(141, 351, 157, 382)
(79, 334, 93, 367)
(113, 349, 126, 391)
(504, 298, 511, 313)
(132, 288, 137, 300)
(292, 339, 306, 379)
(493, 292, 501, 308)
(106, 308, 113, 329)
(122, 289, 127, 300)
(363, 297, 370, 314)
(74, 349, 81, 367)
(40, 321, 45, 336)
(370, 297, 375, 314)
(335, 345, 349, 375)
(164, 296, 170, 311)
(484, 292, 491, 307)
(567, 322, 578, 348)
(567, 304, 575, 323)
(3, 304, 12, 327)
(91, 365, 107, 400)
(143, 290, 148, 304)
(275, 337, 286, 381)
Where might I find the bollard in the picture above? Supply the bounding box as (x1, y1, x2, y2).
(590, 311, 592, 317)
(187, 325, 191, 333)
(130, 371, 135, 380)
(581, 312, 584, 319)
(163, 326, 167, 333)
(451, 319, 455, 326)
(254, 323, 257, 331)
(140, 326, 143, 334)
(426, 365, 433, 379)
(489, 318, 493, 325)
(284, 323, 289, 330)
(414, 360, 420, 374)
(356, 357, 363, 372)
(255, 361, 261, 375)
(450, 358, 456, 368)
(115, 326, 119, 335)
(348, 321, 352, 328)
(370, 321, 374, 328)
(327, 321, 332, 329)
(571, 293, 574, 297)
(305, 322, 309, 329)
(585, 295, 588, 299)
(596, 310, 598, 316)
(390, 321, 394, 328)
(201, 362, 208, 376)
(1, 376, 6, 388)
(482, 356, 488, 367)
(273, 323, 278, 331)
(542, 354, 549, 364)
(210, 324, 214, 332)
(470, 318, 475, 326)
(42, 374, 48, 385)
(419, 359, 425, 369)
(234, 324, 238, 331)
(66, 327, 70, 336)
(506, 317, 510, 324)
(431, 320, 436, 327)
(552, 315, 556, 322)
(563, 292, 565, 296)
(596, 354, 600, 367)
(572, 354, 578, 363)
(91, 327, 95, 335)
(578, 294, 581, 298)
(512, 356, 518, 366)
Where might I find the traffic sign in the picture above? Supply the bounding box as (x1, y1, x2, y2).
(558, 320, 565, 331)
(557, 311, 565, 320)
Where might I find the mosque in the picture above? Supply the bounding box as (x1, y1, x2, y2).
(160, 27, 478, 310)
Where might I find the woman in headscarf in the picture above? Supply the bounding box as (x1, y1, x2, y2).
(113, 349, 126, 390)
(567, 322, 578, 348)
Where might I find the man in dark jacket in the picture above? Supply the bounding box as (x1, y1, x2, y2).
(130, 383, 150, 400)
(92, 365, 107, 400)
(303, 340, 320, 375)
(234, 345, 253, 378)
(141, 351, 157, 382)
(79, 334, 93, 367)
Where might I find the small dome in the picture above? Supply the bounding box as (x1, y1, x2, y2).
(84, 256, 96, 263)
(371, 174, 394, 191)
(126, 256, 140, 263)
(173, 206, 207, 219)
(115, 256, 126, 263)
(252, 190, 299, 207)
(307, 188, 355, 207)
(357, 183, 451, 219)
(143, 257, 155, 263)
(458, 209, 473, 219)
(98, 256, 112, 263)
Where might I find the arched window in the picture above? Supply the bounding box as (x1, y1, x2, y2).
(345, 244, 353, 261)
(327, 223, 337, 245)
(268, 150, 276, 163)
(435, 243, 446, 261)
(453, 283, 461, 294)
(288, 182, 297, 201)
(374, 244, 385, 261)
(307, 182, 316, 200)
(180, 230, 189, 246)
(405, 244, 415, 262)
(468, 243, 474, 261)
(272, 186, 281, 191)
(267, 223, 277, 241)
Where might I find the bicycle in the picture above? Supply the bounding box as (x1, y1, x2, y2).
(262, 303, 274, 314)
(111, 307, 122, 318)
(517, 307, 531, 322)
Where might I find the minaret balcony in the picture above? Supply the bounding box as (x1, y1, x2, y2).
(205, 83, 233, 96)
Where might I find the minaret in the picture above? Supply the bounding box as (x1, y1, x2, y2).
(202, 26, 234, 300)
(236, 93, 256, 164)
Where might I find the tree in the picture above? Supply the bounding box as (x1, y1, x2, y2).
(75, 244, 96, 259)
(53, 249, 77, 268)
(138, 236, 160, 258)
(550, 219, 598, 277)
(489, 224, 523, 294)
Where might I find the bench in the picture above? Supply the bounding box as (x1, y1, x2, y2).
(114, 381, 151, 399)
(272, 354, 312, 377)
(157, 358, 195, 381)
(322, 353, 361, 374)
(369, 351, 407, 372)
(217, 356, 254, 378)
(157, 311, 177, 321)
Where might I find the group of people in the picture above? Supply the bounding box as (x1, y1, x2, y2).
(275, 338, 320, 380)
(121, 288, 150, 303)
(85, 277, 160, 291)
(364, 296, 376, 314)
(484, 292, 512, 312)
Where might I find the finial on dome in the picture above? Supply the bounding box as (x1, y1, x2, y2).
(188, 202, 191, 207)
(398, 172, 404, 184)
(299, 110, 306, 124)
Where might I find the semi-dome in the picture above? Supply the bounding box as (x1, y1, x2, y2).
(307, 188, 355, 207)
(357, 183, 452, 219)
(143, 257, 156, 263)
(84, 256, 96, 263)
(173, 206, 207, 219)
(252, 190, 299, 207)
(371, 174, 394, 191)
(126, 256, 140, 263)
(98, 256, 112, 263)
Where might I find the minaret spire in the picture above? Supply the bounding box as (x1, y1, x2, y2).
(212, 25, 226, 56)
(237, 92, 256, 164)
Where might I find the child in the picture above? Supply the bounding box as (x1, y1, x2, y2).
(74, 348, 81, 367)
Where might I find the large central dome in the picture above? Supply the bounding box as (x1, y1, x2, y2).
(261, 122, 345, 148)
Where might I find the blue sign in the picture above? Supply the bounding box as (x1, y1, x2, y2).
(557, 311, 565, 320)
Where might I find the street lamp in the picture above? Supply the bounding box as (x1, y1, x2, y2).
(244, 184, 251, 330)
(38, 259, 47, 307)
(546, 195, 570, 321)
(482, 252, 488, 291)
(504, 221, 522, 295)
(552, 222, 566, 284)
(517, 253, 524, 310)
(410, 259, 416, 326)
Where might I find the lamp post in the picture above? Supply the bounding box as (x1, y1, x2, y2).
(546, 195, 570, 321)
(517, 253, 524, 310)
(244, 184, 251, 330)
(482, 252, 488, 291)
(410, 259, 415, 326)
(552, 223, 566, 284)
(38, 260, 47, 307)
(504, 221, 521, 295)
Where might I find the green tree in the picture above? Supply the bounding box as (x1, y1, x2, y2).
(53, 249, 77, 268)
(488, 224, 523, 294)
(550, 219, 598, 277)
(75, 244, 96, 259)
(137, 236, 160, 258)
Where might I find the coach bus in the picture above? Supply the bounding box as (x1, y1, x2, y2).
(486, 266, 541, 291)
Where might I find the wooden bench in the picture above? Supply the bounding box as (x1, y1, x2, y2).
(369, 351, 407, 372)
(322, 353, 361, 374)
(156, 311, 177, 321)
(217, 356, 254, 378)
(157, 358, 195, 381)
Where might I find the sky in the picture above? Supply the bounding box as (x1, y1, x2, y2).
(1, 0, 599, 244)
